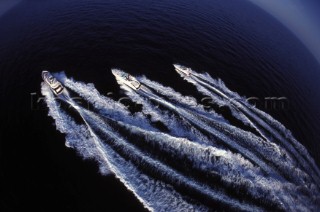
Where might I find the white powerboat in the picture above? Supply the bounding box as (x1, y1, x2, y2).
(173, 64, 192, 77)
(111, 69, 141, 90)
(42, 70, 64, 95)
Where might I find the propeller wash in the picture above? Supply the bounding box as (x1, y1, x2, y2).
(41, 66, 320, 211)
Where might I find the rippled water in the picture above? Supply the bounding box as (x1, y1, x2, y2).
(1, 0, 319, 211)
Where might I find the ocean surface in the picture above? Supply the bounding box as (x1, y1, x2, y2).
(1, 0, 320, 211)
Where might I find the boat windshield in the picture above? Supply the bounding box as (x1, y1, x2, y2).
(48, 76, 55, 84)
(121, 73, 128, 80)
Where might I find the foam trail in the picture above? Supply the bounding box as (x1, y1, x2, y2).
(58, 78, 288, 205)
(47, 88, 265, 211)
(59, 72, 215, 146)
(79, 90, 317, 210)
(124, 85, 285, 180)
(122, 87, 213, 146)
(57, 75, 304, 183)
(138, 76, 273, 148)
(42, 73, 320, 211)
(181, 68, 320, 186)
(83, 108, 269, 211)
(58, 74, 288, 184)
(125, 79, 318, 187)
(136, 77, 266, 147)
(67, 85, 319, 211)
(41, 83, 211, 212)
(138, 76, 228, 124)
(111, 119, 318, 210)
(54, 72, 156, 131)
(41, 83, 112, 173)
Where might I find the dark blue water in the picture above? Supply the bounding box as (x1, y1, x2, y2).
(1, 0, 320, 211)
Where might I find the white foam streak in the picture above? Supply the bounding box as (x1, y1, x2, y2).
(131, 87, 283, 179)
(81, 108, 264, 211)
(41, 70, 320, 211)
(185, 69, 320, 186)
(115, 121, 309, 208)
(57, 72, 156, 131)
(124, 88, 213, 146)
(131, 78, 312, 187)
(138, 75, 227, 124)
(41, 83, 209, 212)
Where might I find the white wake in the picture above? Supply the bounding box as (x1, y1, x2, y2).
(41, 69, 320, 211)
